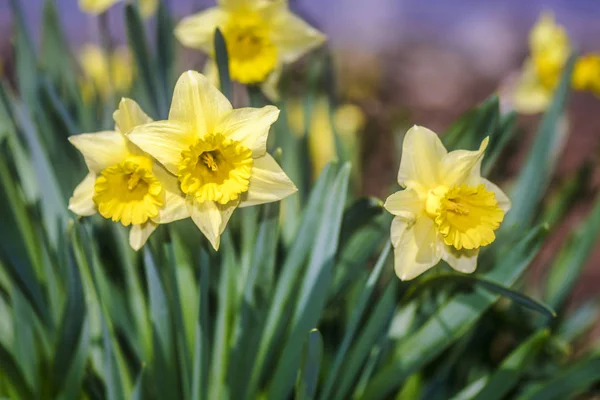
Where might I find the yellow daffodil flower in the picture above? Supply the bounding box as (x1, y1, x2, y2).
(127, 71, 297, 250)
(572, 53, 600, 93)
(513, 12, 570, 114)
(79, 0, 122, 15)
(384, 126, 511, 280)
(79, 45, 133, 102)
(174, 0, 325, 97)
(68, 98, 189, 250)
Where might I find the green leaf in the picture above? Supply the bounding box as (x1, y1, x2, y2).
(319, 242, 392, 400)
(545, 192, 600, 310)
(471, 329, 550, 400)
(403, 274, 556, 321)
(516, 351, 600, 400)
(214, 28, 232, 101)
(56, 320, 90, 400)
(557, 301, 599, 343)
(296, 329, 323, 400)
(124, 4, 162, 118)
(482, 110, 517, 176)
(246, 162, 338, 397)
(51, 245, 86, 395)
(156, 1, 176, 110)
(338, 197, 384, 248)
(503, 55, 575, 231)
(364, 225, 548, 399)
(443, 94, 499, 151)
(208, 233, 237, 399)
(0, 342, 34, 399)
(191, 248, 211, 400)
(131, 367, 145, 400)
(333, 281, 397, 400)
(103, 322, 125, 400)
(268, 164, 351, 399)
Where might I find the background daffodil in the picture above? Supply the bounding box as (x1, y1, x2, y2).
(127, 70, 297, 250)
(384, 126, 511, 280)
(78, 45, 133, 103)
(174, 0, 326, 98)
(68, 98, 189, 250)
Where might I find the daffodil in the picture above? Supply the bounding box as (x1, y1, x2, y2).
(79, 45, 133, 102)
(68, 98, 189, 250)
(79, 0, 122, 14)
(127, 71, 297, 249)
(174, 0, 325, 98)
(513, 12, 570, 114)
(383, 126, 511, 280)
(572, 53, 600, 93)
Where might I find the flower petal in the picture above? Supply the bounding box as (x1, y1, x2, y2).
(512, 59, 552, 114)
(79, 0, 122, 14)
(390, 215, 442, 281)
(129, 221, 158, 251)
(441, 137, 489, 187)
(68, 131, 129, 173)
(174, 7, 229, 53)
(268, 9, 326, 63)
(187, 198, 238, 250)
(169, 71, 233, 138)
(239, 153, 297, 208)
(384, 189, 423, 219)
(398, 125, 447, 190)
(152, 165, 189, 223)
(441, 245, 479, 274)
(69, 172, 97, 216)
(481, 178, 511, 213)
(127, 121, 195, 175)
(217, 105, 279, 158)
(113, 97, 152, 134)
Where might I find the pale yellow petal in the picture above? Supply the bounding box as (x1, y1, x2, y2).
(397, 125, 447, 190)
(127, 121, 195, 174)
(383, 189, 423, 220)
(129, 221, 158, 251)
(441, 245, 479, 274)
(79, 0, 122, 15)
(440, 137, 489, 187)
(187, 198, 238, 250)
(512, 59, 552, 114)
(69, 131, 129, 173)
(152, 165, 189, 223)
(217, 105, 280, 158)
(260, 63, 282, 101)
(174, 8, 229, 53)
(113, 97, 152, 134)
(203, 60, 221, 88)
(139, 0, 158, 19)
(391, 216, 441, 281)
(68, 172, 97, 216)
(169, 71, 233, 138)
(268, 9, 326, 63)
(238, 153, 297, 208)
(481, 178, 511, 213)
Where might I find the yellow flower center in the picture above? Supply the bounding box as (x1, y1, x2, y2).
(178, 133, 253, 204)
(425, 184, 504, 251)
(93, 156, 164, 226)
(222, 15, 277, 84)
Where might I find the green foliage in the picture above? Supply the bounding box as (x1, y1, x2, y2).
(1, 2, 599, 400)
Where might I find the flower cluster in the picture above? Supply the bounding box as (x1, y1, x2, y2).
(70, 0, 512, 281)
(69, 71, 297, 250)
(513, 12, 600, 113)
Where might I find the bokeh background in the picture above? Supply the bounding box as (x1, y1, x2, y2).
(2, 0, 600, 308)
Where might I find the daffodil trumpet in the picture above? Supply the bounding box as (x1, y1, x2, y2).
(127, 70, 297, 250)
(68, 98, 189, 250)
(384, 126, 511, 280)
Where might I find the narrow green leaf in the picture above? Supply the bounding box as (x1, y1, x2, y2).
(296, 329, 323, 400)
(319, 242, 392, 400)
(156, 1, 176, 108)
(481, 111, 517, 176)
(0, 342, 34, 399)
(364, 225, 547, 399)
(545, 192, 600, 309)
(246, 162, 338, 397)
(56, 320, 90, 400)
(131, 367, 145, 400)
(504, 55, 575, 230)
(338, 197, 384, 248)
(103, 321, 125, 400)
(124, 4, 162, 118)
(471, 329, 550, 400)
(268, 164, 351, 399)
(214, 28, 232, 101)
(191, 248, 211, 400)
(516, 351, 600, 400)
(557, 301, 599, 343)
